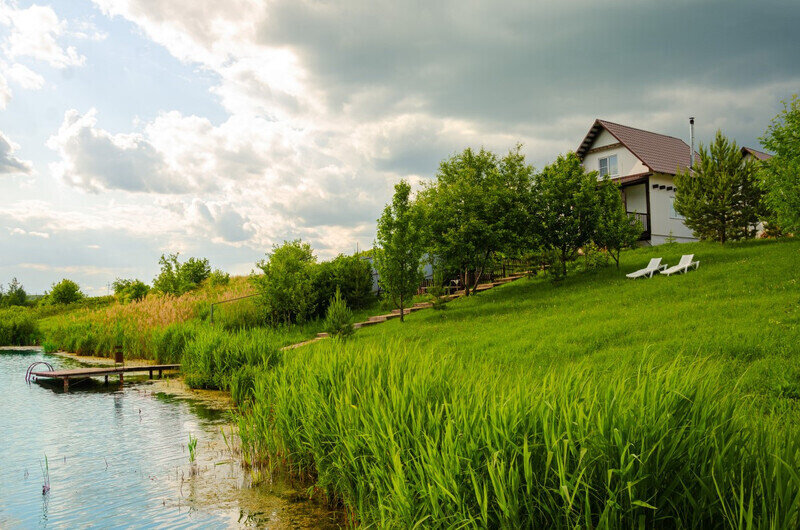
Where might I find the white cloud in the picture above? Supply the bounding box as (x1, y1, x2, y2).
(0, 71, 9, 108)
(0, 130, 32, 175)
(5, 62, 44, 89)
(0, 3, 85, 68)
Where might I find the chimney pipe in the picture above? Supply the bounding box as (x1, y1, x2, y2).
(689, 117, 695, 169)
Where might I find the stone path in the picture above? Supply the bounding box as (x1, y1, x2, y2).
(280, 273, 528, 351)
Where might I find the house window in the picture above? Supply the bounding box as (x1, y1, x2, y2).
(599, 155, 618, 177)
(670, 197, 685, 220)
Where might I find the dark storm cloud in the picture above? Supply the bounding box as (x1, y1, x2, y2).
(257, 0, 799, 124)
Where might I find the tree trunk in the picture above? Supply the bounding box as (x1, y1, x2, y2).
(399, 294, 404, 322)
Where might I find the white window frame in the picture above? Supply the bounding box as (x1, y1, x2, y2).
(599, 154, 619, 178)
(669, 196, 685, 220)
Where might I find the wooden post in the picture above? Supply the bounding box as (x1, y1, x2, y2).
(149, 370, 153, 379)
(158, 369, 162, 379)
(119, 373, 124, 385)
(104, 375, 108, 384)
(63, 378, 69, 392)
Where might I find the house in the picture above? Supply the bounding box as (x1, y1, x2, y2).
(576, 119, 699, 245)
(577, 119, 771, 245)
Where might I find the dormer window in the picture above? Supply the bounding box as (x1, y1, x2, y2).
(599, 154, 618, 177)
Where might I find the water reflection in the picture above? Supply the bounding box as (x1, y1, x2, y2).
(0, 349, 338, 528)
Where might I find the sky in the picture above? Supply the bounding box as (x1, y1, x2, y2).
(0, 0, 798, 295)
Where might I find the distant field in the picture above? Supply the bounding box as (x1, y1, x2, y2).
(241, 238, 800, 528)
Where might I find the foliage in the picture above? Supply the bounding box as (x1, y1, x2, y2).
(45, 279, 84, 305)
(528, 152, 598, 278)
(181, 326, 282, 390)
(112, 278, 150, 304)
(578, 242, 609, 273)
(0, 277, 27, 307)
(426, 267, 448, 310)
(594, 177, 643, 268)
(417, 146, 532, 295)
(759, 94, 800, 233)
(207, 269, 231, 287)
(239, 238, 800, 528)
(323, 287, 354, 340)
(0, 307, 39, 345)
(375, 180, 424, 321)
(152, 253, 211, 296)
(252, 240, 317, 325)
(674, 131, 763, 243)
(312, 253, 374, 316)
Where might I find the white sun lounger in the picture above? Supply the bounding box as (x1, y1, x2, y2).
(660, 254, 699, 276)
(626, 258, 667, 279)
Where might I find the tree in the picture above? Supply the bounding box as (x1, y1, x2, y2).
(594, 178, 643, 268)
(112, 278, 150, 303)
(323, 287, 354, 339)
(3, 278, 27, 307)
(417, 146, 532, 295)
(674, 131, 762, 243)
(252, 240, 317, 325)
(759, 95, 800, 233)
(152, 253, 211, 295)
(529, 152, 598, 278)
(48, 279, 83, 304)
(375, 180, 424, 322)
(312, 254, 374, 316)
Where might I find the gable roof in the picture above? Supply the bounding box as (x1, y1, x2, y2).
(741, 146, 772, 161)
(577, 119, 696, 175)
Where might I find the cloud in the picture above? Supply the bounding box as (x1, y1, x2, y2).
(0, 3, 85, 68)
(5, 62, 44, 89)
(0, 131, 32, 175)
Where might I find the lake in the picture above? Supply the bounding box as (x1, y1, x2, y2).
(0, 349, 337, 528)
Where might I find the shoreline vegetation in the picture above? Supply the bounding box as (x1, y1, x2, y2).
(3, 238, 799, 526)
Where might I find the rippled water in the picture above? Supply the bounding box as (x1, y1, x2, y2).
(0, 349, 337, 528)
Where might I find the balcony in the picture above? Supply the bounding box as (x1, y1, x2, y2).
(627, 211, 650, 240)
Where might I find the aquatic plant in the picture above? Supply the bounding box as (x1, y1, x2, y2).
(40, 455, 50, 495)
(187, 434, 198, 464)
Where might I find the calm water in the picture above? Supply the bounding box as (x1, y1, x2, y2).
(0, 349, 336, 529)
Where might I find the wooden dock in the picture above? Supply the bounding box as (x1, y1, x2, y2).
(30, 364, 181, 391)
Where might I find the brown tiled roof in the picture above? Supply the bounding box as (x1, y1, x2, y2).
(741, 147, 772, 161)
(577, 119, 698, 175)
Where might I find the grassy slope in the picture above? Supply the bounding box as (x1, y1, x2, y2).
(243, 239, 800, 528)
(352, 238, 800, 396)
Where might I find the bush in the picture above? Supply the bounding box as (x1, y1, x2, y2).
(0, 307, 39, 345)
(252, 240, 317, 325)
(46, 279, 83, 305)
(152, 253, 211, 296)
(112, 278, 150, 303)
(207, 269, 231, 287)
(323, 288, 354, 340)
(313, 254, 374, 318)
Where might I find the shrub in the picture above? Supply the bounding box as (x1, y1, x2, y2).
(323, 288, 354, 340)
(0, 307, 39, 345)
(152, 253, 211, 295)
(112, 278, 150, 303)
(1, 277, 27, 307)
(46, 279, 83, 305)
(252, 240, 317, 325)
(207, 269, 231, 287)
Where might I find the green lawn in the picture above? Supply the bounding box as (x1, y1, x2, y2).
(240, 238, 800, 528)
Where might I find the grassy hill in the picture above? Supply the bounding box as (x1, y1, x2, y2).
(240, 238, 800, 528)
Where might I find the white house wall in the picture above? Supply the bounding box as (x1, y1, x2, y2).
(648, 173, 696, 244)
(622, 184, 647, 214)
(581, 131, 648, 178)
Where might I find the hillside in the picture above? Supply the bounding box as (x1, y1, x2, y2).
(240, 238, 800, 528)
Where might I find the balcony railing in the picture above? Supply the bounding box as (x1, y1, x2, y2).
(627, 211, 650, 239)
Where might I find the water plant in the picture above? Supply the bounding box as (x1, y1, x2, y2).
(187, 434, 198, 464)
(40, 455, 50, 495)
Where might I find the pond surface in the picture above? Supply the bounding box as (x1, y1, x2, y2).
(0, 349, 337, 528)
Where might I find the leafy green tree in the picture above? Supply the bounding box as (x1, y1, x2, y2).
(594, 178, 643, 268)
(375, 180, 424, 322)
(2, 278, 27, 307)
(252, 240, 317, 325)
(529, 152, 599, 278)
(112, 278, 150, 303)
(759, 95, 800, 233)
(674, 131, 762, 243)
(47, 279, 83, 305)
(323, 287, 354, 340)
(207, 269, 231, 286)
(312, 254, 374, 316)
(152, 253, 211, 295)
(417, 146, 532, 295)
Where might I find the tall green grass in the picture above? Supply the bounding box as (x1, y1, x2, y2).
(0, 307, 40, 345)
(241, 341, 800, 528)
(237, 238, 800, 527)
